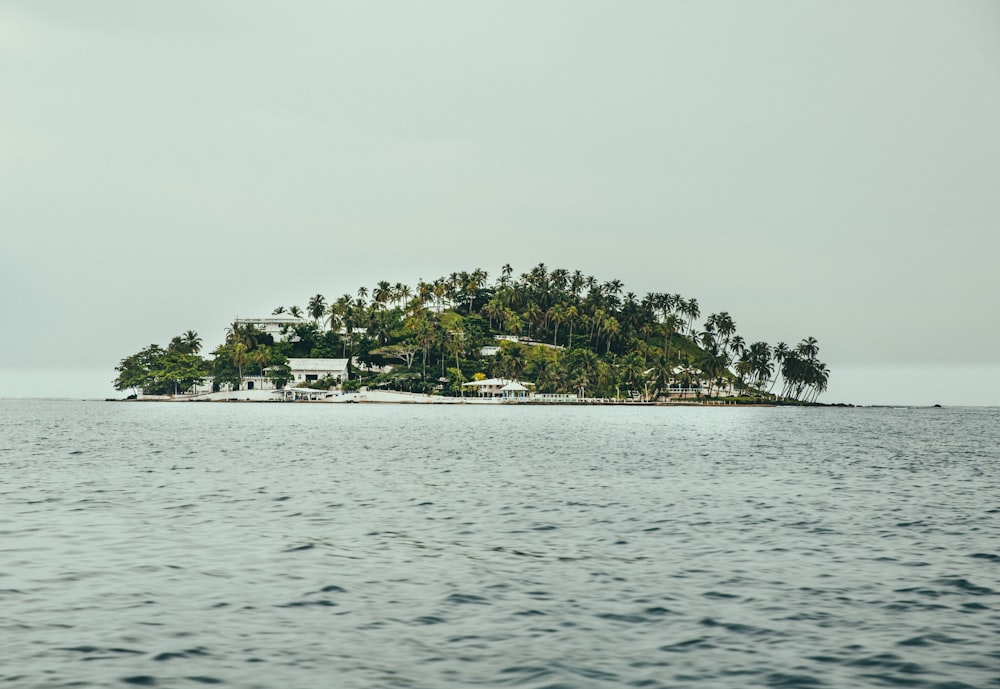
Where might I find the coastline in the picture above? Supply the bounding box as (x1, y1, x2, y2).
(108, 389, 848, 407)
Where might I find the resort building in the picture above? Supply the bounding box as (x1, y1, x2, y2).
(289, 358, 349, 385)
(461, 378, 530, 399)
(193, 358, 350, 393)
(234, 315, 309, 342)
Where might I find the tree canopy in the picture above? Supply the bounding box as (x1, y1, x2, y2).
(113, 334, 210, 395)
(116, 264, 830, 402)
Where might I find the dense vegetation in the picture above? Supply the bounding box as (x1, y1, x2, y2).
(112, 331, 209, 396)
(115, 264, 830, 402)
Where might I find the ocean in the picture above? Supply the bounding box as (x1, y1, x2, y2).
(1, 400, 997, 688)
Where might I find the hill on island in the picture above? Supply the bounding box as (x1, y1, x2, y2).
(114, 264, 829, 402)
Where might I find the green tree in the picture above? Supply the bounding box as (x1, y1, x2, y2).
(308, 294, 327, 324)
(268, 359, 294, 389)
(158, 349, 210, 395)
(113, 344, 165, 395)
(182, 330, 202, 354)
(370, 342, 419, 369)
(492, 341, 527, 381)
(114, 337, 209, 396)
(565, 348, 599, 397)
(620, 352, 647, 399)
(549, 303, 566, 346)
(212, 341, 250, 391)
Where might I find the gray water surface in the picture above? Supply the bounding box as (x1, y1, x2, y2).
(1, 401, 998, 688)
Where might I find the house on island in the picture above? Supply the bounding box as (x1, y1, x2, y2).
(461, 378, 530, 400)
(222, 358, 350, 392)
(235, 315, 309, 342)
(289, 358, 349, 385)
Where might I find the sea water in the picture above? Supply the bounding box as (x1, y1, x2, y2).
(1, 400, 997, 688)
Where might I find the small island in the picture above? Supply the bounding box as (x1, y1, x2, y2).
(113, 264, 829, 404)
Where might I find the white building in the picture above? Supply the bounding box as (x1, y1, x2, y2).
(224, 358, 350, 392)
(289, 358, 349, 385)
(461, 378, 530, 399)
(235, 315, 309, 342)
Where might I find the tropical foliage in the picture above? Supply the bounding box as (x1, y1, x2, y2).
(113, 331, 209, 395)
(115, 264, 830, 402)
(211, 321, 293, 392)
(266, 264, 829, 402)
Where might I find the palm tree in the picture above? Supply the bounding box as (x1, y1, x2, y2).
(493, 343, 527, 381)
(570, 270, 585, 299)
(442, 324, 468, 395)
(781, 353, 811, 400)
(550, 303, 567, 345)
(506, 312, 524, 338)
(698, 346, 730, 397)
(650, 359, 673, 400)
(683, 298, 700, 335)
(809, 362, 830, 402)
(308, 294, 327, 324)
(531, 353, 564, 393)
(396, 283, 411, 308)
(469, 268, 488, 314)
(661, 314, 682, 364)
(231, 342, 249, 390)
(252, 346, 272, 384)
(404, 309, 437, 379)
(797, 336, 819, 361)
(639, 321, 654, 348)
(182, 330, 202, 354)
(432, 280, 448, 310)
(715, 313, 736, 353)
(226, 321, 259, 350)
(566, 348, 599, 398)
(523, 302, 542, 338)
(325, 302, 343, 332)
(550, 268, 569, 294)
(743, 341, 772, 391)
(620, 352, 647, 399)
(564, 304, 579, 347)
(769, 342, 789, 394)
(602, 315, 620, 355)
(729, 334, 745, 359)
(734, 358, 753, 395)
(483, 296, 504, 329)
(373, 281, 392, 309)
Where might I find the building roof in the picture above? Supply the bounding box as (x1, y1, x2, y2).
(501, 382, 528, 391)
(462, 377, 516, 387)
(237, 315, 308, 324)
(288, 358, 349, 371)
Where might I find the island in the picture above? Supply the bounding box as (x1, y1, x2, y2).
(113, 264, 829, 404)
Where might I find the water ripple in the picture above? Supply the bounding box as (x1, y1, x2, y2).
(1, 400, 998, 688)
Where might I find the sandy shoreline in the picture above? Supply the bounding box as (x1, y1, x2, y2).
(114, 389, 787, 406)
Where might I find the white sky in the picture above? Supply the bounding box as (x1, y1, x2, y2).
(2, 1, 999, 403)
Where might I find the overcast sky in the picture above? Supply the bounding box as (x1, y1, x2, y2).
(2, 1, 999, 404)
